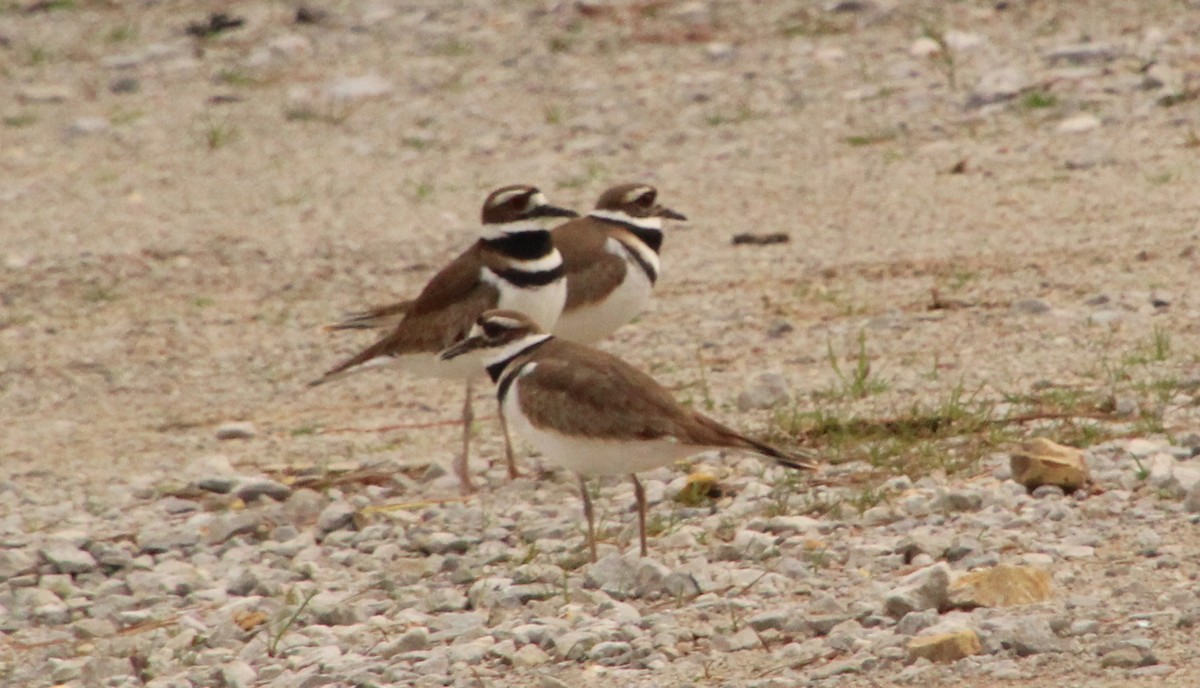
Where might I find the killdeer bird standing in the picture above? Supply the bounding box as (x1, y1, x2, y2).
(552, 183, 686, 344)
(327, 184, 685, 479)
(328, 183, 686, 341)
(311, 186, 578, 494)
(440, 310, 817, 560)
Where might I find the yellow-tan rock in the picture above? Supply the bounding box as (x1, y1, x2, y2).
(1010, 438, 1089, 492)
(674, 471, 721, 506)
(907, 629, 982, 664)
(948, 564, 1052, 609)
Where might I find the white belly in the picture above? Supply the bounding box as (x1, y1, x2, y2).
(390, 350, 483, 380)
(502, 378, 700, 476)
(496, 279, 567, 332)
(554, 243, 655, 344)
(318, 347, 483, 384)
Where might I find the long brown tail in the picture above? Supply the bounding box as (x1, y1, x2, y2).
(692, 413, 819, 470)
(308, 336, 396, 387)
(324, 300, 412, 332)
(740, 435, 819, 471)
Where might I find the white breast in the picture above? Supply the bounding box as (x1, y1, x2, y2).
(381, 350, 483, 380)
(554, 236, 656, 344)
(490, 272, 567, 332)
(502, 374, 700, 477)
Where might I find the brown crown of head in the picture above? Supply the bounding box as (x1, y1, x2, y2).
(594, 183, 687, 221)
(481, 185, 578, 225)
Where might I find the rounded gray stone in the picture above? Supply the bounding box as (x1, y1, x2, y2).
(234, 478, 291, 502)
(41, 543, 97, 574)
(883, 563, 950, 618)
(736, 372, 792, 411)
(317, 501, 356, 534)
(215, 422, 257, 440)
(0, 548, 37, 579)
(218, 660, 257, 688)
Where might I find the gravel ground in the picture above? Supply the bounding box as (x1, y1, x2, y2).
(3, 0, 1200, 686)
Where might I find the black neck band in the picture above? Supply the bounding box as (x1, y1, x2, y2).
(492, 265, 563, 288)
(488, 337, 553, 398)
(483, 231, 554, 261)
(595, 216, 664, 254)
(621, 242, 658, 285)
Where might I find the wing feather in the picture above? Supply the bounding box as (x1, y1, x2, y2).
(513, 341, 816, 469)
(314, 245, 497, 381)
(554, 220, 629, 310)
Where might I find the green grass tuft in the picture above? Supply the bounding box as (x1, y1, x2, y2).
(1021, 91, 1058, 109)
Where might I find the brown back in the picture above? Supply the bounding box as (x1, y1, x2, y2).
(553, 217, 629, 310)
(513, 339, 772, 452)
(319, 244, 498, 377)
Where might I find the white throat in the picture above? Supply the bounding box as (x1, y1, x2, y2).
(480, 220, 546, 241)
(589, 210, 663, 230)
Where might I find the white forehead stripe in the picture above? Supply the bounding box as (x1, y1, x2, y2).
(489, 188, 528, 207)
(622, 186, 653, 204)
(589, 209, 663, 230)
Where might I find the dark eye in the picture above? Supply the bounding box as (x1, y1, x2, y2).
(482, 322, 504, 338)
(636, 192, 655, 207)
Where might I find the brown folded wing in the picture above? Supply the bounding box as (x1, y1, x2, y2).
(318, 245, 498, 378)
(327, 300, 413, 331)
(554, 220, 629, 310)
(515, 340, 770, 453)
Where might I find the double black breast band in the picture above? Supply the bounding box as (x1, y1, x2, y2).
(597, 217, 664, 254)
(595, 218, 662, 284)
(493, 265, 564, 288)
(620, 243, 658, 286)
(483, 231, 554, 260)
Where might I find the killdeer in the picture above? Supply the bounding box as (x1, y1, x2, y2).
(326, 299, 412, 331)
(310, 185, 578, 494)
(327, 183, 685, 341)
(552, 183, 686, 344)
(326, 184, 683, 479)
(440, 310, 817, 561)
